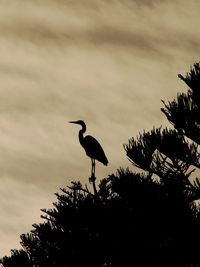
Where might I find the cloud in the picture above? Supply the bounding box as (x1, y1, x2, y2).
(0, 176, 54, 257)
(0, 0, 199, 59)
(0, 0, 200, 258)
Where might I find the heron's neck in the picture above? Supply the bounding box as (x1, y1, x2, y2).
(79, 124, 86, 145)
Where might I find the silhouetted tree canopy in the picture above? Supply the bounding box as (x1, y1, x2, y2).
(2, 62, 200, 267)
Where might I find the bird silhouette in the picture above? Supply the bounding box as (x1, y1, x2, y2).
(69, 120, 108, 182)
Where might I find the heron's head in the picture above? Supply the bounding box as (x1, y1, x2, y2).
(69, 120, 86, 127)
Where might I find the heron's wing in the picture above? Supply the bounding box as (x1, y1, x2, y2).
(83, 135, 108, 165)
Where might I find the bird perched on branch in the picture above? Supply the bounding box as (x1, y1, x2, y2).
(69, 120, 108, 182)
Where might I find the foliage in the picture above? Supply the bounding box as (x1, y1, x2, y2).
(2, 63, 200, 266)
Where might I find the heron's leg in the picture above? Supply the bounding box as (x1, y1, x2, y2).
(91, 159, 94, 177)
(90, 158, 93, 178)
(89, 159, 95, 182)
(90, 159, 97, 196)
(90, 159, 96, 181)
(93, 159, 96, 178)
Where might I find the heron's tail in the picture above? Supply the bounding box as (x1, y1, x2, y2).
(103, 158, 108, 166)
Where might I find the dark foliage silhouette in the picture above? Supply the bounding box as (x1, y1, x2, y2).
(2, 63, 200, 266)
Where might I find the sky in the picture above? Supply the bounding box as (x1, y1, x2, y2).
(0, 0, 200, 257)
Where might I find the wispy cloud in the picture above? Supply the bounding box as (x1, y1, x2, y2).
(0, 177, 54, 256)
(0, 0, 200, 257)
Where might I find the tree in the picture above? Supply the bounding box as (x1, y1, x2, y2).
(2, 63, 200, 267)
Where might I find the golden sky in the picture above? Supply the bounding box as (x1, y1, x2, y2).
(1, 0, 200, 257)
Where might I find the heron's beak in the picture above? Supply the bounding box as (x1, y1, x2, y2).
(69, 121, 78, 124)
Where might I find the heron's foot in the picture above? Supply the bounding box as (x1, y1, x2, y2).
(89, 174, 96, 183)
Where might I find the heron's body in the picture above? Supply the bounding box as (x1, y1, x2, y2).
(69, 120, 108, 179)
(79, 133, 108, 166)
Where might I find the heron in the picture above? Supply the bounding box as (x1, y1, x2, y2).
(69, 120, 108, 181)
